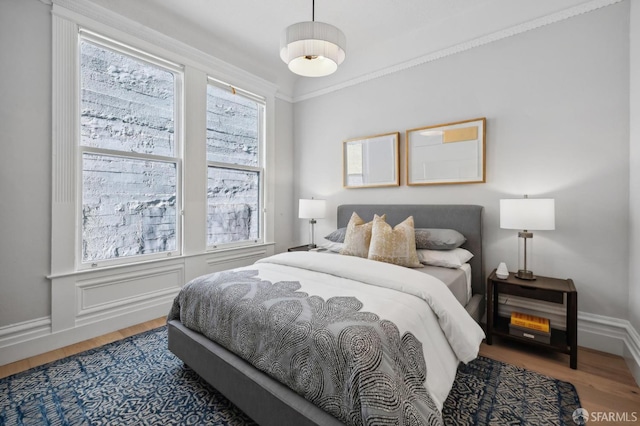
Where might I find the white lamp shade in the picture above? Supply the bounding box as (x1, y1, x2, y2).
(500, 198, 555, 230)
(280, 21, 346, 77)
(299, 199, 326, 219)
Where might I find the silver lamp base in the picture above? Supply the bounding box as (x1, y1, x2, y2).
(515, 269, 536, 280)
(516, 230, 536, 280)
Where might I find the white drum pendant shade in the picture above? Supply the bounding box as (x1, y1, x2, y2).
(280, 21, 346, 77)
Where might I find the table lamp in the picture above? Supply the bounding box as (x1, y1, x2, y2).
(299, 198, 326, 248)
(500, 196, 555, 280)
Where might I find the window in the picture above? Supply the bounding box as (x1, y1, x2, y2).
(79, 35, 182, 265)
(52, 11, 274, 280)
(206, 80, 264, 247)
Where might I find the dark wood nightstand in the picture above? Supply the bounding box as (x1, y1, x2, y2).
(287, 245, 314, 252)
(486, 269, 578, 369)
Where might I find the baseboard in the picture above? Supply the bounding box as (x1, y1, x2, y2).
(0, 301, 171, 366)
(495, 298, 640, 385)
(570, 312, 639, 386)
(3, 301, 640, 388)
(0, 317, 52, 349)
(577, 312, 627, 355)
(622, 321, 640, 386)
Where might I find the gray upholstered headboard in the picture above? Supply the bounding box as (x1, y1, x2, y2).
(337, 204, 484, 299)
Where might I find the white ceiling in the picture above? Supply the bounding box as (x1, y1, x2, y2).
(84, 0, 599, 99)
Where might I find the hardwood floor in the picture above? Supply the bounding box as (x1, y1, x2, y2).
(0, 317, 166, 380)
(479, 336, 640, 423)
(1, 317, 639, 424)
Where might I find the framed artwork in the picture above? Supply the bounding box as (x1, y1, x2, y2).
(343, 132, 400, 188)
(406, 117, 486, 186)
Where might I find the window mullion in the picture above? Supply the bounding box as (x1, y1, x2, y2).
(206, 161, 262, 173)
(82, 146, 178, 164)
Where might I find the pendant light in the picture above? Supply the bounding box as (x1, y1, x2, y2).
(280, 0, 346, 77)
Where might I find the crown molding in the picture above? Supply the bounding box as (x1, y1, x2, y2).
(275, 91, 294, 103)
(293, 0, 624, 103)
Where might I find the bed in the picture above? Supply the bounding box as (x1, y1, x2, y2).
(168, 204, 485, 426)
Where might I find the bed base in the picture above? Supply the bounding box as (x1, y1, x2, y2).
(168, 204, 485, 425)
(168, 319, 344, 426)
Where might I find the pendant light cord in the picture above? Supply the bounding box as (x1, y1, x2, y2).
(312, 0, 315, 22)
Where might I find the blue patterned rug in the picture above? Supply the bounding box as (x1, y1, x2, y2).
(0, 326, 580, 425)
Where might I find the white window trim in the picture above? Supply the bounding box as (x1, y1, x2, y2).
(76, 33, 185, 270)
(205, 77, 266, 250)
(51, 1, 277, 277)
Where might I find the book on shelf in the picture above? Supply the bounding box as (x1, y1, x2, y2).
(510, 311, 550, 333)
(508, 323, 551, 344)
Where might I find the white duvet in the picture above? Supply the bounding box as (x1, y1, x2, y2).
(244, 251, 486, 410)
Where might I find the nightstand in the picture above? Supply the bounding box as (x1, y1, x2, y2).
(486, 269, 578, 369)
(287, 244, 314, 252)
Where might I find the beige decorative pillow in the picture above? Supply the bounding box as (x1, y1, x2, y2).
(368, 215, 423, 268)
(340, 212, 385, 258)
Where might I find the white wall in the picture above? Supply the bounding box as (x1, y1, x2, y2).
(629, 0, 640, 381)
(0, 0, 52, 326)
(0, 0, 295, 365)
(293, 3, 630, 332)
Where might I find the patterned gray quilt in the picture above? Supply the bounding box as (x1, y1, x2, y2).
(168, 269, 443, 426)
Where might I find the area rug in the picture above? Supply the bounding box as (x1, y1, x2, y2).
(0, 326, 581, 425)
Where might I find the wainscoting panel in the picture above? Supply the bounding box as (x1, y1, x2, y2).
(76, 264, 184, 318)
(51, 258, 187, 331)
(0, 245, 275, 366)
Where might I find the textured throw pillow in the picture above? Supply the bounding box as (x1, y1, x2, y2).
(340, 212, 385, 258)
(417, 248, 473, 268)
(368, 215, 423, 268)
(414, 228, 466, 250)
(324, 227, 347, 243)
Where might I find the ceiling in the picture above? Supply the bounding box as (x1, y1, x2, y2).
(84, 0, 599, 99)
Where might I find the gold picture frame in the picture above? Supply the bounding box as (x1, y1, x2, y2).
(343, 132, 400, 188)
(406, 117, 486, 186)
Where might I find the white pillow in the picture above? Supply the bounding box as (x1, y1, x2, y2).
(318, 241, 344, 253)
(417, 248, 473, 268)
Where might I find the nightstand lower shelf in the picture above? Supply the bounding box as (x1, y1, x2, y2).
(492, 316, 571, 354)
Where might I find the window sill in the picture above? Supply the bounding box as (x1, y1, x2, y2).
(47, 242, 276, 280)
